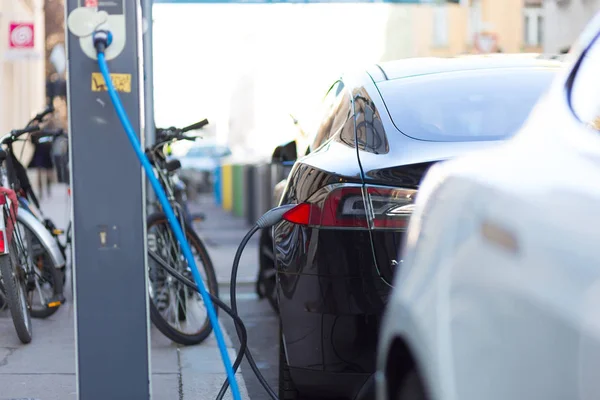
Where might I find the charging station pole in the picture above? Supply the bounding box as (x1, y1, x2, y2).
(65, 1, 151, 399)
(141, 0, 157, 211)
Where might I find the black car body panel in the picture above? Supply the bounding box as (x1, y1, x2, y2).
(273, 57, 562, 400)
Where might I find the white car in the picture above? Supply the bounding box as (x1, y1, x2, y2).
(376, 13, 600, 400)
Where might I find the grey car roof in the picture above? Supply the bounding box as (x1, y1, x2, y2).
(366, 54, 564, 83)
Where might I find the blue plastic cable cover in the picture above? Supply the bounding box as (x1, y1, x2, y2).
(96, 52, 242, 400)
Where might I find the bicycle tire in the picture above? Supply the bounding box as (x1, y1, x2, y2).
(147, 212, 218, 346)
(0, 247, 32, 344)
(19, 222, 64, 319)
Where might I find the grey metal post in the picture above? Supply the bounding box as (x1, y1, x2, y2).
(141, 0, 157, 210)
(65, 1, 151, 399)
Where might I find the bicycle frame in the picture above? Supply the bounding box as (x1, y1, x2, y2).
(152, 162, 188, 229)
(148, 141, 190, 226)
(0, 131, 67, 269)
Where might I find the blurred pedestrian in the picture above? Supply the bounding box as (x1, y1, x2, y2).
(28, 97, 67, 199)
(28, 130, 54, 199)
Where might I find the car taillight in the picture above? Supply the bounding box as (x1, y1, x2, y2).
(0, 230, 5, 254)
(282, 184, 417, 230)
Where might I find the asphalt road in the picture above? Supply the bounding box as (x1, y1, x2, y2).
(220, 283, 280, 400)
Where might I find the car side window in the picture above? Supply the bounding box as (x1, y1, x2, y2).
(310, 80, 347, 151)
(354, 89, 389, 154)
(570, 36, 600, 130)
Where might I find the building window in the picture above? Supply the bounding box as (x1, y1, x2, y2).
(468, 0, 482, 45)
(524, 8, 543, 47)
(433, 6, 449, 47)
(537, 15, 544, 45)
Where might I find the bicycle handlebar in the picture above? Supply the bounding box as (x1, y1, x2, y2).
(181, 118, 208, 133)
(0, 126, 41, 145)
(148, 118, 208, 161)
(11, 126, 41, 137)
(27, 104, 55, 127)
(156, 118, 208, 139)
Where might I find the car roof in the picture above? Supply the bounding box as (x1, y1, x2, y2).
(366, 54, 564, 83)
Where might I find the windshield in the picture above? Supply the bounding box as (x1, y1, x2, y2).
(379, 67, 557, 142)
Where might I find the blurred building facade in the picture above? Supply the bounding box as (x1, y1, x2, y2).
(383, 0, 527, 61)
(523, 0, 544, 53)
(0, 0, 46, 165)
(542, 0, 600, 53)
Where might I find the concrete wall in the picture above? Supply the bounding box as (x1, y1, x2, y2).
(543, 0, 600, 53)
(0, 0, 45, 165)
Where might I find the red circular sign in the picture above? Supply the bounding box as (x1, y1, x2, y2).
(9, 23, 34, 49)
(473, 32, 499, 54)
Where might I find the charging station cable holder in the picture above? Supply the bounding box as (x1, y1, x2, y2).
(67, 5, 125, 61)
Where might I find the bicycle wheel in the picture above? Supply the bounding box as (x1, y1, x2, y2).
(0, 241, 32, 344)
(147, 212, 218, 346)
(16, 221, 64, 318)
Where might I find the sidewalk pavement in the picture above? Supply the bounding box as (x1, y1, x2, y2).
(189, 194, 259, 286)
(0, 183, 255, 400)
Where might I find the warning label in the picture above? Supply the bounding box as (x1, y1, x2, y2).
(91, 72, 131, 93)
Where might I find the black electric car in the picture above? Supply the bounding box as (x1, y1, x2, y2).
(271, 55, 562, 400)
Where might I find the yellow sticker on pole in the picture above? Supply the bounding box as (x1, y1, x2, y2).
(91, 72, 132, 93)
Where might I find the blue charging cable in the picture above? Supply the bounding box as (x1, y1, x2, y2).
(92, 31, 242, 400)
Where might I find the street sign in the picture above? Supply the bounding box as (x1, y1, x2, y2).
(474, 31, 499, 53)
(9, 22, 34, 49)
(5, 22, 41, 61)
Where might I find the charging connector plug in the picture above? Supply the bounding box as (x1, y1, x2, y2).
(92, 30, 113, 54)
(255, 204, 296, 229)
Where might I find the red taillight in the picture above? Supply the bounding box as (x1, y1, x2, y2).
(282, 203, 313, 225)
(281, 184, 417, 230)
(365, 186, 416, 229)
(0, 230, 6, 253)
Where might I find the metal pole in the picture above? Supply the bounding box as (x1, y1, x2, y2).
(65, 1, 151, 399)
(141, 0, 157, 210)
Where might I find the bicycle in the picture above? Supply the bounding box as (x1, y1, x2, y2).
(146, 119, 219, 345)
(0, 123, 66, 321)
(17, 128, 72, 290)
(0, 122, 63, 343)
(154, 124, 206, 226)
(18, 103, 71, 286)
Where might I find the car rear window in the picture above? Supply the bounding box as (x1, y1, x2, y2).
(379, 68, 557, 142)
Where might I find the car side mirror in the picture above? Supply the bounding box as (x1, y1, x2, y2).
(271, 140, 297, 164)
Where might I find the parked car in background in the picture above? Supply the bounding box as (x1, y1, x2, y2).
(376, 15, 600, 400)
(256, 114, 316, 310)
(177, 144, 231, 196)
(270, 55, 562, 400)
